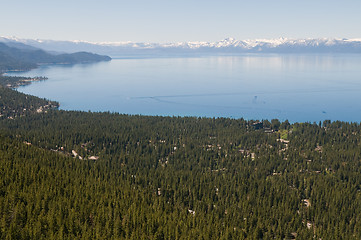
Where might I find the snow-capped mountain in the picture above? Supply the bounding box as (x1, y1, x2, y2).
(1, 36, 361, 57)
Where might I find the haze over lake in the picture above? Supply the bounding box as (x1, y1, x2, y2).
(8, 54, 361, 122)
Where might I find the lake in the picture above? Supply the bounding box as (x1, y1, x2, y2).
(7, 54, 361, 123)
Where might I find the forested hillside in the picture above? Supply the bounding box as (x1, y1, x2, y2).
(1, 103, 361, 239)
(0, 51, 36, 72)
(0, 76, 58, 119)
(0, 42, 111, 73)
(1, 75, 361, 239)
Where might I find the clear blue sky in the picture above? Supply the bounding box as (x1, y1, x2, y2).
(1, 0, 360, 43)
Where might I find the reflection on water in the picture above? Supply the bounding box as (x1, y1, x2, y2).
(8, 54, 361, 122)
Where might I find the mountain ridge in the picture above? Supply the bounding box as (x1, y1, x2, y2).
(2, 36, 361, 56)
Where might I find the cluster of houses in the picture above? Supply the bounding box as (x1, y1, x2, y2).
(252, 121, 274, 133)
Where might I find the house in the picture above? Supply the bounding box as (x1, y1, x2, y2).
(252, 121, 263, 130)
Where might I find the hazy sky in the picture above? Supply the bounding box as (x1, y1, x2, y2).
(2, 0, 361, 43)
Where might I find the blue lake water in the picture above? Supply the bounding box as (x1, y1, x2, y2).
(7, 54, 361, 122)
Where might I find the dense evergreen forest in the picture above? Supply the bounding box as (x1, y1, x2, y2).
(0, 76, 59, 119)
(1, 77, 361, 239)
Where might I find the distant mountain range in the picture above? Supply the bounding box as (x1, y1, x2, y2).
(0, 40, 111, 72)
(1, 36, 361, 57)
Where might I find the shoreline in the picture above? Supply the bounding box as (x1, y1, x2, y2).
(0, 74, 48, 88)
